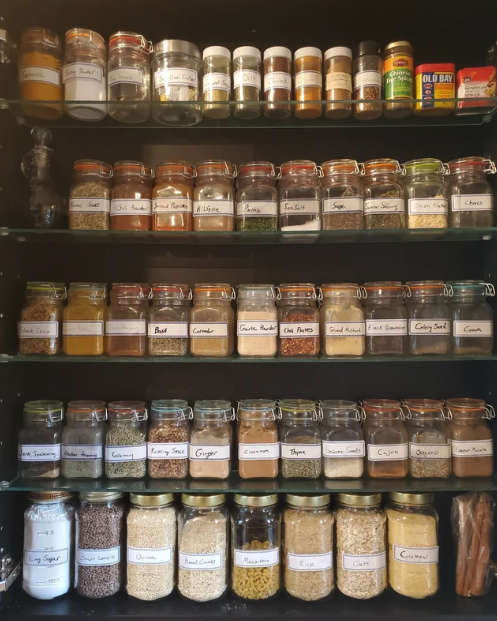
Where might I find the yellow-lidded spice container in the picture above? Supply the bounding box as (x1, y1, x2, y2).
(415, 63, 455, 116)
(383, 41, 414, 119)
(63, 283, 107, 356)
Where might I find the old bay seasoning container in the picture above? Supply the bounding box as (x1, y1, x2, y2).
(383, 41, 414, 119)
(415, 63, 455, 116)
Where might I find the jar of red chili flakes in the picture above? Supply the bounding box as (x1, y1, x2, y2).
(153, 161, 194, 231)
(111, 160, 153, 231)
(278, 283, 320, 357)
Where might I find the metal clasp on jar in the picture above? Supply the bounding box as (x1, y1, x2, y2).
(94, 408, 108, 422)
(133, 408, 148, 422)
(51, 284, 67, 300)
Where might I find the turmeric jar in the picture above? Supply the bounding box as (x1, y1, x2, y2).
(153, 161, 194, 231)
(111, 161, 153, 231)
(105, 283, 150, 357)
(63, 283, 107, 356)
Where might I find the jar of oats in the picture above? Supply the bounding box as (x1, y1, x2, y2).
(69, 160, 112, 231)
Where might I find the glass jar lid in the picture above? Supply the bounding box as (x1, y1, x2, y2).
(234, 494, 278, 507)
(25, 281, 67, 299)
(363, 158, 402, 176)
(384, 41, 413, 54)
(238, 399, 278, 420)
(321, 159, 362, 177)
(109, 31, 152, 53)
(68, 282, 107, 299)
(320, 283, 361, 299)
(107, 401, 148, 421)
(110, 283, 152, 299)
(193, 400, 234, 422)
(151, 399, 192, 420)
(280, 160, 321, 178)
(130, 493, 174, 507)
(447, 157, 496, 175)
(286, 494, 330, 508)
(279, 399, 318, 419)
(152, 283, 192, 301)
(114, 160, 153, 179)
(21, 27, 61, 50)
(153, 39, 201, 60)
(182, 493, 226, 507)
(67, 400, 107, 422)
(445, 398, 495, 420)
(28, 491, 72, 503)
(338, 493, 382, 507)
(405, 280, 448, 298)
(72, 159, 113, 179)
(23, 400, 64, 422)
(237, 162, 278, 180)
(318, 399, 363, 421)
(155, 161, 194, 178)
(402, 399, 444, 420)
(278, 283, 319, 301)
(404, 158, 444, 176)
(79, 492, 125, 502)
(362, 281, 404, 299)
(65, 28, 106, 52)
(389, 492, 433, 505)
(193, 283, 235, 301)
(446, 280, 495, 298)
(195, 160, 236, 178)
(237, 284, 277, 301)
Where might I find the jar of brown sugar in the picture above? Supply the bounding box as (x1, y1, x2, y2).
(278, 283, 320, 357)
(237, 399, 279, 479)
(264, 46, 292, 119)
(189, 283, 235, 357)
(193, 160, 236, 231)
(105, 283, 150, 357)
(324, 46, 352, 119)
(294, 47, 322, 120)
(153, 161, 194, 231)
(111, 161, 153, 231)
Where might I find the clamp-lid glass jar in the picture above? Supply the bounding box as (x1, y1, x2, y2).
(279, 160, 321, 232)
(63, 282, 107, 356)
(147, 400, 191, 479)
(233, 46, 262, 120)
(194, 160, 236, 231)
(383, 41, 414, 120)
(324, 46, 352, 120)
(320, 283, 365, 357)
(153, 161, 194, 231)
(264, 46, 292, 119)
(237, 399, 279, 480)
(105, 283, 150, 357)
(69, 159, 112, 230)
(278, 283, 320, 357)
(202, 46, 231, 120)
(236, 162, 278, 232)
(448, 280, 494, 355)
(405, 280, 451, 355)
(279, 399, 321, 479)
(190, 400, 234, 479)
(189, 283, 235, 357)
(321, 160, 363, 230)
(105, 401, 148, 479)
(363, 159, 405, 229)
(363, 281, 407, 355)
(294, 47, 322, 120)
(404, 159, 448, 229)
(353, 40, 382, 121)
(447, 157, 495, 228)
(148, 283, 190, 356)
(111, 160, 153, 231)
(237, 284, 278, 358)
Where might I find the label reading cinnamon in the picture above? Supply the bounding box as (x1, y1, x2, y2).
(238, 442, 280, 460)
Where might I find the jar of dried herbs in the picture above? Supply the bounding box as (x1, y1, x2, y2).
(105, 401, 148, 479)
(280, 399, 321, 479)
(237, 399, 279, 480)
(193, 160, 236, 231)
(320, 283, 365, 356)
(279, 161, 321, 233)
(148, 283, 191, 356)
(105, 283, 150, 357)
(324, 46, 352, 119)
(236, 162, 278, 232)
(202, 46, 231, 120)
(363, 159, 405, 229)
(189, 283, 235, 357)
(148, 399, 191, 479)
(69, 159, 112, 231)
(404, 159, 448, 229)
(321, 160, 363, 230)
(111, 161, 153, 231)
(278, 283, 320, 357)
(446, 157, 495, 228)
(63, 282, 107, 356)
(363, 281, 407, 356)
(353, 41, 382, 121)
(448, 280, 494, 355)
(405, 281, 451, 355)
(233, 46, 262, 120)
(153, 161, 194, 231)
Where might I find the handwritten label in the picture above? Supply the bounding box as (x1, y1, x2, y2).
(393, 545, 439, 564)
(69, 198, 110, 214)
(148, 322, 188, 338)
(295, 71, 322, 90)
(366, 319, 408, 336)
(203, 72, 231, 93)
(234, 548, 279, 567)
(368, 444, 408, 461)
(62, 444, 102, 460)
(105, 444, 146, 462)
(128, 546, 172, 565)
(18, 321, 58, 338)
(108, 67, 143, 87)
(234, 70, 261, 90)
(24, 548, 68, 566)
(281, 443, 321, 460)
(105, 320, 146, 336)
(19, 66, 61, 86)
(264, 72, 291, 92)
(280, 322, 319, 338)
(364, 199, 404, 214)
(408, 320, 450, 335)
(342, 552, 386, 571)
(18, 444, 61, 461)
(155, 68, 198, 89)
(409, 443, 451, 460)
(147, 442, 188, 459)
(326, 72, 352, 91)
(189, 322, 228, 338)
(280, 200, 320, 215)
(323, 197, 363, 214)
(63, 63, 103, 83)
(322, 440, 365, 458)
(237, 320, 278, 336)
(76, 547, 120, 566)
(189, 444, 230, 461)
(452, 194, 492, 212)
(236, 201, 278, 217)
(179, 552, 222, 570)
(325, 321, 365, 337)
(153, 197, 192, 214)
(193, 200, 234, 217)
(238, 442, 280, 460)
(453, 320, 493, 337)
(451, 440, 493, 457)
(287, 552, 332, 571)
(408, 198, 448, 215)
(63, 321, 104, 337)
(111, 199, 152, 216)
(354, 70, 382, 89)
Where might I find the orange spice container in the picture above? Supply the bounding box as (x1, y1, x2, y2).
(294, 47, 322, 120)
(111, 161, 153, 231)
(153, 161, 194, 231)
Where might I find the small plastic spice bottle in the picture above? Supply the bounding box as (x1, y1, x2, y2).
(189, 283, 235, 357)
(279, 399, 321, 479)
(63, 282, 107, 356)
(448, 280, 494, 355)
(147, 399, 191, 479)
(405, 280, 451, 355)
(363, 281, 407, 356)
(263, 46, 292, 119)
(148, 283, 191, 356)
(320, 283, 365, 357)
(321, 160, 363, 230)
(294, 47, 322, 120)
(363, 159, 405, 229)
(404, 158, 449, 229)
(324, 46, 352, 119)
(363, 399, 409, 478)
(383, 41, 414, 120)
(153, 161, 194, 231)
(69, 159, 112, 231)
(233, 46, 262, 120)
(105, 401, 148, 479)
(236, 162, 279, 232)
(279, 160, 322, 232)
(202, 46, 231, 120)
(193, 160, 236, 231)
(446, 398, 494, 478)
(237, 284, 278, 357)
(237, 399, 280, 479)
(446, 157, 495, 228)
(278, 283, 320, 356)
(105, 283, 150, 357)
(231, 494, 281, 601)
(353, 40, 382, 121)
(111, 160, 153, 231)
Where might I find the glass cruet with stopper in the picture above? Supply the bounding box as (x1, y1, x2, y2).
(447, 157, 496, 228)
(363, 159, 405, 230)
(447, 280, 494, 355)
(405, 280, 451, 356)
(403, 158, 448, 229)
(279, 399, 321, 479)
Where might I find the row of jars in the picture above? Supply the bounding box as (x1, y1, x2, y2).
(68, 156, 496, 233)
(17, 280, 495, 358)
(17, 397, 494, 481)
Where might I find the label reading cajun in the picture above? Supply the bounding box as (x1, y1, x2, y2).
(384, 55, 413, 101)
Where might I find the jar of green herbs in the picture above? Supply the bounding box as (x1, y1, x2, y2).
(105, 401, 148, 479)
(236, 162, 278, 232)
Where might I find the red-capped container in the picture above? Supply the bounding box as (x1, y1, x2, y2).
(456, 67, 496, 115)
(414, 63, 455, 116)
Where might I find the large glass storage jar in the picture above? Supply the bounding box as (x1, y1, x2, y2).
(448, 280, 494, 355)
(284, 494, 334, 601)
(193, 160, 236, 231)
(18, 400, 63, 479)
(189, 283, 235, 357)
(236, 162, 278, 232)
(324, 46, 352, 119)
(153, 161, 194, 231)
(108, 31, 151, 123)
(321, 160, 363, 230)
(23, 492, 74, 600)
(152, 40, 201, 126)
(63, 28, 106, 121)
(69, 159, 112, 230)
(320, 400, 365, 479)
(75, 492, 125, 599)
(61, 400, 106, 479)
(264, 46, 292, 119)
(279, 160, 321, 232)
(178, 494, 228, 602)
(446, 398, 494, 478)
(404, 399, 451, 479)
(105, 283, 150, 357)
(105, 401, 148, 479)
(320, 283, 365, 356)
(363, 159, 405, 229)
(279, 399, 321, 479)
(147, 399, 191, 479)
(18, 281, 66, 355)
(202, 46, 231, 120)
(278, 283, 320, 356)
(294, 47, 322, 120)
(447, 157, 495, 228)
(63, 282, 107, 356)
(336, 493, 386, 599)
(386, 493, 439, 599)
(190, 400, 233, 479)
(404, 159, 448, 229)
(405, 280, 451, 355)
(363, 281, 407, 355)
(237, 284, 278, 357)
(233, 46, 261, 120)
(231, 494, 281, 600)
(237, 399, 279, 479)
(352, 40, 382, 121)
(148, 283, 190, 356)
(127, 493, 176, 601)
(111, 161, 153, 230)
(363, 399, 409, 478)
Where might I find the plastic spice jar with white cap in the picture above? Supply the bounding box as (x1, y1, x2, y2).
(264, 46, 292, 119)
(324, 46, 352, 119)
(233, 46, 261, 119)
(202, 46, 231, 120)
(294, 47, 322, 119)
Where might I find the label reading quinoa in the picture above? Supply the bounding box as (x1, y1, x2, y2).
(193, 200, 234, 216)
(234, 70, 261, 90)
(155, 68, 198, 88)
(354, 70, 382, 89)
(105, 444, 147, 462)
(408, 198, 448, 215)
(325, 321, 365, 337)
(393, 544, 439, 564)
(24, 548, 69, 566)
(323, 197, 363, 214)
(281, 443, 321, 460)
(364, 199, 404, 214)
(280, 200, 320, 215)
(236, 201, 278, 217)
(153, 197, 192, 214)
(62, 444, 102, 460)
(128, 546, 173, 565)
(408, 320, 450, 335)
(105, 320, 146, 336)
(322, 440, 365, 458)
(189, 444, 230, 461)
(76, 547, 120, 566)
(179, 551, 222, 570)
(63, 321, 104, 337)
(287, 552, 332, 571)
(326, 72, 352, 91)
(189, 322, 228, 338)
(264, 72, 292, 92)
(69, 198, 110, 213)
(342, 551, 386, 571)
(409, 443, 451, 460)
(368, 444, 408, 461)
(18, 444, 61, 461)
(234, 548, 279, 567)
(111, 199, 152, 216)
(453, 320, 493, 337)
(19, 66, 61, 86)
(62, 63, 104, 84)
(237, 320, 278, 336)
(295, 71, 322, 89)
(366, 319, 408, 336)
(148, 322, 188, 338)
(203, 72, 231, 93)
(238, 442, 280, 460)
(18, 321, 58, 338)
(280, 322, 319, 337)
(452, 194, 492, 212)
(108, 67, 144, 87)
(451, 440, 493, 457)
(147, 442, 188, 459)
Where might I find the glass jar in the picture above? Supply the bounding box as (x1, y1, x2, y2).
(237, 399, 279, 479)
(324, 46, 352, 119)
(278, 283, 320, 356)
(404, 159, 448, 229)
(202, 46, 231, 120)
(404, 399, 451, 479)
(320, 400, 365, 479)
(189, 400, 234, 479)
(178, 494, 228, 602)
(320, 283, 365, 356)
(321, 160, 363, 230)
(108, 31, 151, 123)
(63, 282, 107, 356)
(18, 281, 66, 355)
(19, 28, 63, 120)
(353, 40, 382, 121)
(405, 280, 451, 355)
(233, 46, 261, 120)
(386, 493, 439, 599)
(111, 160, 153, 230)
(18, 400, 63, 479)
(69, 159, 112, 230)
(237, 284, 278, 357)
(236, 162, 278, 232)
(284, 494, 334, 601)
(294, 47, 322, 120)
(263, 46, 292, 119)
(363, 399, 409, 478)
(63, 28, 106, 121)
(194, 160, 236, 231)
(363, 281, 407, 355)
(447, 157, 495, 228)
(279, 399, 321, 479)
(448, 280, 494, 355)
(127, 493, 176, 601)
(152, 40, 201, 126)
(336, 493, 386, 599)
(231, 494, 281, 600)
(279, 160, 321, 232)
(75, 492, 125, 598)
(446, 398, 494, 478)
(148, 283, 191, 356)
(153, 161, 194, 231)
(61, 400, 107, 479)
(105, 283, 150, 357)
(189, 283, 235, 357)
(363, 159, 405, 229)
(105, 401, 148, 479)
(383, 41, 414, 119)
(147, 399, 191, 479)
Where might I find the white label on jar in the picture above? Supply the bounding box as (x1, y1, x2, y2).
(18, 321, 58, 338)
(342, 552, 386, 571)
(105, 320, 146, 336)
(451, 440, 493, 457)
(408, 198, 448, 215)
(295, 71, 322, 90)
(189, 444, 230, 461)
(153, 197, 192, 214)
(105, 444, 147, 462)
(326, 71, 352, 91)
(237, 320, 278, 336)
(62, 63, 103, 84)
(179, 551, 222, 570)
(264, 72, 292, 92)
(111, 199, 152, 216)
(76, 547, 120, 566)
(393, 545, 439, 564)
(108, 67, 144, 87)
(325, 321, 365, 337)
(189, 322, 228, 338)
(322, 440, 365, 458)
(19, 66, 61, 86)
(154, 68, 198, 89)
(281, 443, 321, 460)
(453, 320, 493, 337)
(18, 444, 61, 461)
(364, 199, 404, 214)
(408, 320, 450, 335)
(24, 548, 69, 566)
(323, 197, 363, 214)
(69, 198, 110, 214)
(280, 200, 320, 215)
(234, 70, 261, 90)
(409, 443, 451, 460)
(63, 321, 104, 337)
(451, 194, 492, 212)
(193, 200, 234, 217)
(148, 442, 189, 459)
(234, 548, 279, 567)
(148, 322, 188, 338)
(236, 201, 278, 217)
(128, 546, 173, 565)
(288, 552, 332, 571)
(203, 72, 231, 93)
(366, 319, 408, 336)
(280, 322, 319, 337)
(353, 70, 382, 89)
(238, 442, 280, 460)
(62, 444, 102, 460)
(368, 444, 408, 461)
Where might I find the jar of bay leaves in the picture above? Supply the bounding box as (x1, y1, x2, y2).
(69, 159, 112, 230)
(279, 399, 321, 479)
(105, 401, 148, 479)
(363, 281, 407, 356)
(148, 283, 191, 356)
(405, 281, 451, 355)
(236, 162, 279, 232)
(448, 280, 494, 355)
(363, 159, 405, 229)
(321, 160, 363, 230)
(404, 159, 448, 229)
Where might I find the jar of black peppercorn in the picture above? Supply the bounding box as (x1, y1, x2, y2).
(278, 283, 320, 357)
(353, 41, 382, 121)
(363, 281, 407, 356)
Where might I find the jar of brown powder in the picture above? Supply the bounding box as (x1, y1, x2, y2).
(263, 46, 292, 119)
(190, 400, 234, 480)
(105, 283, 150, 357)
(153, 161, 194, 231)
(237, 399, 279, 479)
(111, 160, 153, 231)
(18, 282, 66, 356)
(190, 283, 235, 357)
(294, 47, 322, 120)
(324, 47, 352, 119)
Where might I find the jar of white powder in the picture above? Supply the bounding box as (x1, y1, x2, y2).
(237, 284, 278, 357)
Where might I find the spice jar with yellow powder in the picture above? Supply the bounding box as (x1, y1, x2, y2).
(190, 283, 235, 357)
(63, 283, 107, 356)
